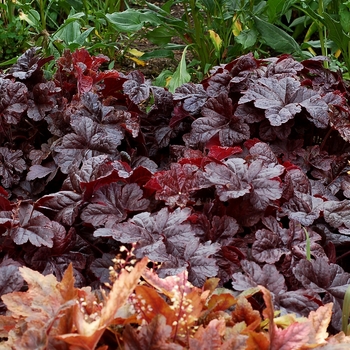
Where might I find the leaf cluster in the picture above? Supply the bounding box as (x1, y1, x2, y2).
(2, 259, 350, 349)
(2, 48, 350, 345)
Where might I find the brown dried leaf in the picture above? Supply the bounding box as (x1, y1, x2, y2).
(189, 319, 225, 350)
(231, 296, 261, 331)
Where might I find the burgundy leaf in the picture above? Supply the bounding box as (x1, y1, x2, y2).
(145, 163, 203, 208)
(207, 145, 242, 160)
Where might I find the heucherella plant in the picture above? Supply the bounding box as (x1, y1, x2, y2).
(1, 48, 350, 347)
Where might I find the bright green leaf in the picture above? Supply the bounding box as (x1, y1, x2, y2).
(167, 46, 191, 93)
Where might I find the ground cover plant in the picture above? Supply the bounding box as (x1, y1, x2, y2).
(3, 47, 350, 348)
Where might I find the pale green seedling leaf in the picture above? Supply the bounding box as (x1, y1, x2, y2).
(167, 46, 191, 93)
(302, 227, 311, 262)
(342, 284, 350, 335)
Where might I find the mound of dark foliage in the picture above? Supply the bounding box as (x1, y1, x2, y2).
(1, 48, 350, 331)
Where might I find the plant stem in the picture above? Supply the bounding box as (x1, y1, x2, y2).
(39, 0, 46, 31)
(318, 0, 328, 68)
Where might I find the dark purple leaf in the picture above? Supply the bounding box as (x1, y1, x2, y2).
(173, 83, 207, 114)
(7, 47, 53, 80)
(266, 56, 303, 77)
(232, 260, 287, 296)
(294, 258, 350, 297)
(35, 191, 83, 226)
(280, 191, 324, 226)
(90, 253, 115, 283)
(52, 116, 123, 173)
(26, 163, 57, 181)
(0, 147, 26, 188)
(208, 215, 240, 245)
(27, 82, 60, 121)
(247, 160, 284, 210)
(203, 158, 250, 201)
(94, 207, 198, 267)
(278, 289, 322, 318)
(0, 262, 24, 313)
(0, 78, 28, 126)
(123, 71, 150, 104)
(188, 93, 250, 147)
(9, 202, 56, 247)
(239, 77, 301, 126)
(204, 69, 231, 97)
(323, 200, 350, 229)
(81, 183, 149, 227)
(183, 239, 220, 287)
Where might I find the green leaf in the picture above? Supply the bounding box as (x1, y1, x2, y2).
(254, 16, 302, 54)
(322, 12, 350, 52)
(154, 69, 173, 87)
(140, 49, 174, 60)
(167, 46, 191, 93)
(106, 9, 161, 33)
(340, 3, 350, 34)
(53, 21, 81, 44)
(267, 0, 285, 23)
(19, 9, 41, 30)
(146, 26, 174, 46)
(73, 27, 95, 45)
(235, 29, 258, 49)
(106, 10, 144, 32)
